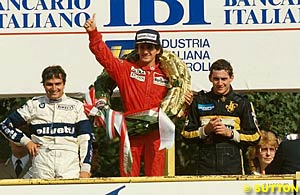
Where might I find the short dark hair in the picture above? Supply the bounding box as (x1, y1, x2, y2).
(134, 43, 163, 63)
(134, 29, 163, 63)
(209, 59, 233, 78)
(41, 65, 66, 84)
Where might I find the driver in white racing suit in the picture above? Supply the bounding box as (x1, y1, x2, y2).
(0, 65, 94, 178)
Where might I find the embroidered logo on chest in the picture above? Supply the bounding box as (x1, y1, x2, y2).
(198, 104, 214, 111)
(130, 66, 146, 82)
(153, 72, 168, 86)
(225, 101, 238, 113)
(39, 103, 45, 108)
(57, 104, 74, 111)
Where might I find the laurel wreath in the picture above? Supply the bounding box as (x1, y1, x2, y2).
(92, 50, 191, 134)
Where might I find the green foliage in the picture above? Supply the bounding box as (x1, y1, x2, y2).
(0, 98, 28, 121)
(0, 97, 28, 162)
(92, 126, 120, 177)
(174, 118, 199, 175)
(247, 92, 300, 137)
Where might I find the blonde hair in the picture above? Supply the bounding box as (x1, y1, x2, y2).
(248, 130, 279, 173)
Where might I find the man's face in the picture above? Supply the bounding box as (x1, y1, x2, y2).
(209, 70, 233, 96)
(43, 76, 65, 100)
(136, 43, 160, 66)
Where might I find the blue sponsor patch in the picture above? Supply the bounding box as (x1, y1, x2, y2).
(198, 103, 214, 111)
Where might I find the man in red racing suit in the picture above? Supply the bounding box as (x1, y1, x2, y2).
(84, 14, 168, 176)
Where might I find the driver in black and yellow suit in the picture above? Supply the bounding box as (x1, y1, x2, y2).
(182, 59, 261, 175)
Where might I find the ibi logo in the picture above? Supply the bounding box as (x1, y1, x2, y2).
(105, 0, 210, 26)
(106, 186, 125, 195)
(105, 40, 135, 58)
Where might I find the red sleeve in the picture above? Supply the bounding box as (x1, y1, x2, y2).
(87, 28, 127, 81)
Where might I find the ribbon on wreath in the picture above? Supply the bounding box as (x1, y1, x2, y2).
(84, 86, 106, 127)
(84, 86, 133, 174)
(126, 107, 175, 150)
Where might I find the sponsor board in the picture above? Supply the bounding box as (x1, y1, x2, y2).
(1, 0, 300, 97)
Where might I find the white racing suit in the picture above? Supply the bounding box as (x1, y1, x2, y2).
(0, 94, 94, 178)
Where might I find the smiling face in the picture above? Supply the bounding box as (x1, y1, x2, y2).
(209, 70, 234, 96)
(136, 43, 161, 67)
(43, 75, 65, 100)
(41, 65, 66, 100)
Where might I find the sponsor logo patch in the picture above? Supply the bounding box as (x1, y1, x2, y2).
(225, 101, 238, 113)
(57, 104, 74, 111)
(153, 73, 168, 86)
(39, 103, 45, 108)
(198, 103, 214, 111)
(130, 66, 146, 82)
(36, 126, 75, 135)
(137, 33, 157, 41)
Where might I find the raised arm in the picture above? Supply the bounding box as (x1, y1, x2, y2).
(84, 13, 97, 32)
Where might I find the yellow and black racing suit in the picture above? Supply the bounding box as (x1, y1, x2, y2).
(182, 87, 261, 175)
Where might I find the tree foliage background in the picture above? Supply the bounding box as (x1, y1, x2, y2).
(1, 92, 300, 176)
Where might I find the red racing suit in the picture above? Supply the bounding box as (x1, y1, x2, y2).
(88, 29, 168, 176)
